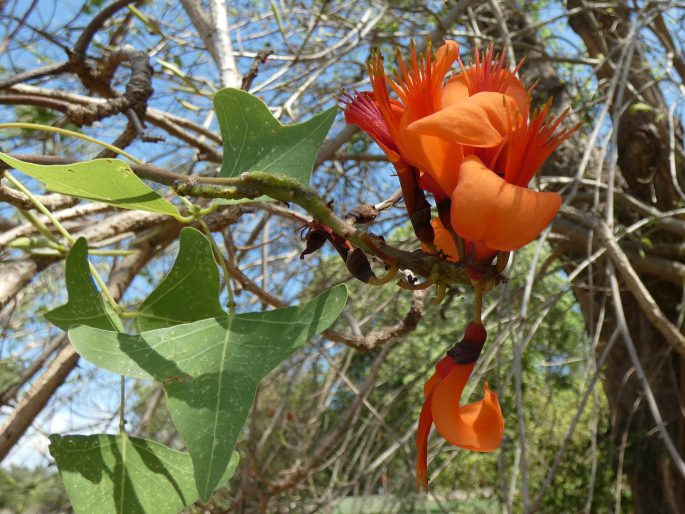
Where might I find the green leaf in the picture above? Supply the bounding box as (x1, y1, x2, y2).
(135, 228, 226, 332)
(69, 285, 348, 500)
(45, 238, 122, 332)
(214, 88, 337, 183)
(0, 153, 183, 221)
(50, 433, 238, 514)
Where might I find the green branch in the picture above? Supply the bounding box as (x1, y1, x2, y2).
(173, 171, 470, 286)
(3, 153, 469, 285)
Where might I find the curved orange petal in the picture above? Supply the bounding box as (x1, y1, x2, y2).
(416, 390, 435, 492)
(416, 355, 457, 491)
(451, 156, 562, 251)
(396, 127, 463, 195)
(432, 365, 504, 452)
(407, 92, 519, 148)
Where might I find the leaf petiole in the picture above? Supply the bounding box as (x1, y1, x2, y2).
(0, 123, 143, 164)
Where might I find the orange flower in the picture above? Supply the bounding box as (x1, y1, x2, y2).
(356, 40, 519, 196)
(447, 104, 579, 251)
(342, 42, 579, 492)
(405, 46, 525, 194)
(407, 49, 579, 251)
(416, 322, 504, 491)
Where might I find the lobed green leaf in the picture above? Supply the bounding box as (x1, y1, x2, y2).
(50, 433, 238, 514)
(135, 227, 226, 332)
(0, 152, 183, 220)
(214, 88, 336, 184)
(68, 284, 348, 500)
(44, 238, 123, 332)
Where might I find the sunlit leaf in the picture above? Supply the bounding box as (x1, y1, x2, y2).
(0, 153, 183, 220)
(50, 433, 238, 514)
(214, 88, 336, 184)
(69, 285, 348, 500)
(44, 238, 123, 332)
(136, 227, 226, 332)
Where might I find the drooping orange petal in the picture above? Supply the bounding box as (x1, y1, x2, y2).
(451, 156, 562, 251)
(416, 389, 435, 492)
(432, 365, 504, 452)
(407, 92, 520, 148)
(416, 356, 457, 491)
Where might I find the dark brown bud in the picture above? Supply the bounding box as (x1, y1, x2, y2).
(409, 206, 435, 246)
(446, 322, 487, 364)
(345, 204, 380, 225)
(300, 228, 327, 259)
(346, 248, 376, 283)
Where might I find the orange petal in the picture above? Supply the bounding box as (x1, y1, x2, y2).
(421, 218, 459, 262)
(451, 156, 562, 251)
(503, 75, 529, 120)
(442, 73, 470, 107)
(432, 366, 504, 452)
(416, 390, 434, 492)
(396, 126, 463, 194)
(408, 92, 519, 148)
(415, 356, 457, 491)
(431, 41, 460, 110)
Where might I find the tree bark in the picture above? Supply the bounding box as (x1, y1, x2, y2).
(563, 2, 685, 511)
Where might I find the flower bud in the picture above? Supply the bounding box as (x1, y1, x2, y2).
(446, 322, 486, 364)
(346, 248, 376, 283)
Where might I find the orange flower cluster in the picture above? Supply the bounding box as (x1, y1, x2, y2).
(342, 40, 578, 491)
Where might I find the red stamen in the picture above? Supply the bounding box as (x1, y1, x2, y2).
(340, 91, 396, 151)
